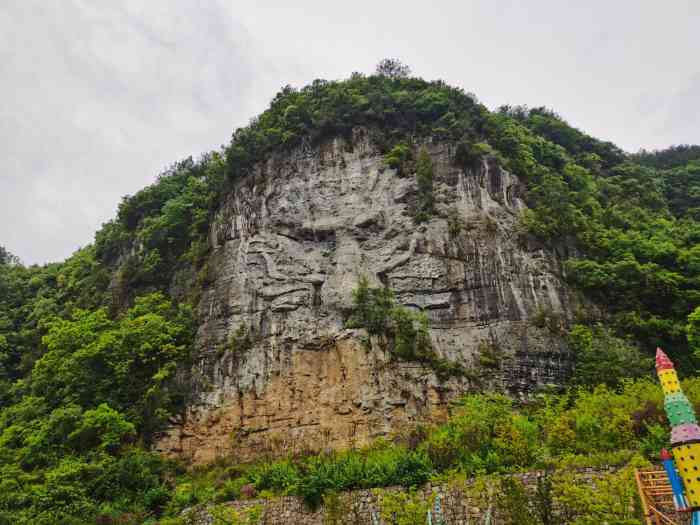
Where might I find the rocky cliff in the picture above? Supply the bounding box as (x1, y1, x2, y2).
(156, 129, 575, 465)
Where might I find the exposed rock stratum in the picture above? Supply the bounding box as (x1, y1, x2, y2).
(156, 130, 575, 465)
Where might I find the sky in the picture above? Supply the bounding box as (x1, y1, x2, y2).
(1, 1, 698, 265)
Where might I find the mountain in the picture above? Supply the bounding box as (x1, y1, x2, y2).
(154, 132, 575, 465)
(1, 65, 699, 523)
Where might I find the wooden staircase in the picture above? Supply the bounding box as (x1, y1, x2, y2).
(636, 468, 691, 525)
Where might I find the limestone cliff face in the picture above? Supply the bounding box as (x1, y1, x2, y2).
(156, 130, 574, 465)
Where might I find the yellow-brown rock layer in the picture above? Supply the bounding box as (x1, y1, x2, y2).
(156, 133, 577, 466)
(156, 337, 454, 465)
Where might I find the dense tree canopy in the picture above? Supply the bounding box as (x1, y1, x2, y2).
(0, 288, 193, 523)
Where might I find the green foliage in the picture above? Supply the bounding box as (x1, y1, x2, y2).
(534, 471, 554, 525)
(456, 139, 494, 164)
(383, 142, 412, 175)
(375, 58, 412, 79)
(95, 152, 226, 293)
(68, 403, 135, 453)
(377, 490, 429, 525)
(447, 466, 642, 525)
(225, 325, 254, 357)
(296, 445, 432, 508)
(345, 276, 396, 336)
(247, 460, 300, 495)
(421, 393, 540, 472)
(0, 246, 19, 266)
(76, 69, 700, 372)
(223, 73, 485, 183)
(178, 442, 432, 511)
(322, 491, 352, 525)
(164, 379, 680, 522)
(477, 341, 503, 369)
(32, 293, 194, 440)
(346, 277, 464, 379)
(34, 70, 697, 381)
(2, 67, 700, 523)
(688, 306, 700, 358)
(480, 106, 700, 360)
(632, 144, 700, 169)
(500, 106, 624, 169)
(553, 465, 642, 524)
(414, 148, 434, 223)
(446, 208, 466, 238)
(497, 477, 540, 525)
(568, 324, 652, 387)
(0, 294, 194, 524)
(0, 246, 111, 400)
(208, 503, 262, 525)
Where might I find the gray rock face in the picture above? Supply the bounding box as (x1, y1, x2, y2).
(156, 130, 574, 464)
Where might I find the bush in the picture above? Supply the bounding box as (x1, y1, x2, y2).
(378, 490, 430, 525)
(345, 277, 464, 379)
(454, 140, 493, 168)
(414, 148, 434, 223)
(553, 465, 643, 524)
(384, 143, 412, 175)
(568, 324, 652, 387)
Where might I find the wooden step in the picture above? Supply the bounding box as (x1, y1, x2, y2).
(635, 468, 691, 525)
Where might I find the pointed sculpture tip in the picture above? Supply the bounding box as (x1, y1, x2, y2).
(656, 347, 675, 371)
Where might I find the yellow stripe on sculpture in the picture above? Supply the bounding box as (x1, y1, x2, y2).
(657, 348, 700, 510)
(659, 368, 681, 394)
(673, 443, 700, 507)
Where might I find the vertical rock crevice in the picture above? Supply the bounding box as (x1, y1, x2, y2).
(155, 133, 575, 465)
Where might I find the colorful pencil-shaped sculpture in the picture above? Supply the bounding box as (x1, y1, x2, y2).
(660, 448, 689, 510)
(657, 348, 700, 524)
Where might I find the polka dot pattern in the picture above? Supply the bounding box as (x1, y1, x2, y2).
(666, 399, 698, 426)
(673, 443, 700, 507)
(659, 369, 681, 394)
(656, 348, 675, 371)
(671, 423, 700, 445)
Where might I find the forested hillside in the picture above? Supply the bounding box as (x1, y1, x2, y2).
(1, 63, 699, 523)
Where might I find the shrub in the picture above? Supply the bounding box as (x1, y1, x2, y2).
(414, 148, 434, 223)
(553, 465, 642, 524)
(384, 143, 412, 175)
(378, 490, 429, 525)
(568, 324, 652, 387)
(346, 277, 465, 379)
(375, 58, 411, 79)
(143, 485, 170, 514)
(497, 477, 539, 525)
(454, 140, 493, 168)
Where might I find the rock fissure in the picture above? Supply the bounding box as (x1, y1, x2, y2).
(155, 134, 575, 465)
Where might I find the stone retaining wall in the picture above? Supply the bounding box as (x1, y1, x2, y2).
(187, 467, 619, 524)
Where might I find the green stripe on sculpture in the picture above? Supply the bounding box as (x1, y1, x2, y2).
(665, 392, 697, 426)
(666, 392, 692, 404)
(667, 405, 698, 426)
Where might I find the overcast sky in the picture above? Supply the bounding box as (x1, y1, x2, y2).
(1, 1, 698, 265)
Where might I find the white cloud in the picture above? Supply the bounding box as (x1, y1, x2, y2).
(1, 0, 698, 264)
(0, 0, 297, 264)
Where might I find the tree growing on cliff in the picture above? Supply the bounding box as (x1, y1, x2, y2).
(568, 324, 651, 387)
(415, 148, 434, 223)
(689, 307, 700, 358)
(375, 58, 411, 79)
(0, 245, 19, 266)
(32, 292, 194, 441)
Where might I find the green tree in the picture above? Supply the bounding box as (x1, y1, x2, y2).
(568, 324, 652, 387)
(375, 58, 411, 79)
(688, 306, 700, 358)
(415, 148, 434, 222)
(31, 292, 193, 440)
